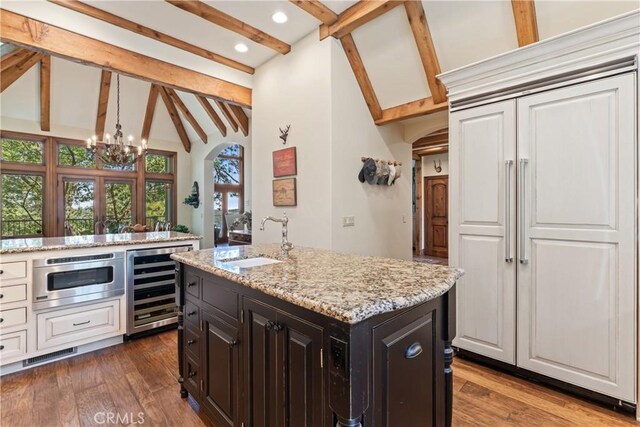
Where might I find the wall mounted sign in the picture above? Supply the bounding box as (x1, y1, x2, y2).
(273, 178, 297, 206)
(273, 147, 297, 177)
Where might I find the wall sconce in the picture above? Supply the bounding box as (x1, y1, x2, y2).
(183, 181, 200, 208)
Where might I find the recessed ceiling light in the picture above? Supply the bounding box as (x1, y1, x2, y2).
(272, 11, 288, 24)
(234, 43, 248, 53)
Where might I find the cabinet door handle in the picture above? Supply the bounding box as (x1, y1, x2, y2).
(405, 342, 423, 359)
(519, 158, 528, 264)
(187, 310, 197, 317)
(229, 339, 239, 347)
(187, 339, 196, 345)
(187, 281, 197, 287)
(73, 320, 91, 326)
(273, 322, 284, 332)
(505, 160, 513, 263)
(265, 321, 275, 330)
(188, 370, 197, 378)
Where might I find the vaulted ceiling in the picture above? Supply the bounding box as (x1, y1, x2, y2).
(1, 0, 637, 140)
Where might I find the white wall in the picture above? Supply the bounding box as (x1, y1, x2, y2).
(251, 32, 412, 260)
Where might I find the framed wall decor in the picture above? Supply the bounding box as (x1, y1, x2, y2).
(273, 147, 297, 177)
(273, 178, 297, 206)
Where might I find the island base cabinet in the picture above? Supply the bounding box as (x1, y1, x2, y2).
(243, 297, 324, 427)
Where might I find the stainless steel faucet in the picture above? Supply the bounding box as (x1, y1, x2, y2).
(260, 212, 293, 255)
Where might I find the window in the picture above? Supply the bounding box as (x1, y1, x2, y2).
(145, 181, 173, 227)
(1, 173, 44, 237)
(1, 137, 44, 164)
(0, 131, 177, 238)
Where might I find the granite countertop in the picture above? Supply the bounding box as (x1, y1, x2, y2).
(0, 231, 202, 255)
(171, 244, 464, 324)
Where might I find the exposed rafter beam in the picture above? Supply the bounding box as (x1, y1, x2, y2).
(289, 0, 338, 25)
(320, 0, 403, 40)
(413, 133, 448, 150)
(511, 0, 539, 47)
(215, 100, 239, 133)
(404, 1, 446, 104)
(164, 87, 208, 144)
(196, 95, 227, 137)
(0, 47, 31, 72)
(40, 55, 51, 131)
(141, 84, 160, 141)
(158, 86, 191, 152)
(48, 0, 254, 75)
(95, 70, 112, 139)
(374, 97, 448, 126)
(340, 34, 382, 121)
(228, 104, 249, 137)
(0, 9, 252, 107)
(414, 145, 448, 157)
(165, 0, 291, 54)
(0, 51, 43, 93)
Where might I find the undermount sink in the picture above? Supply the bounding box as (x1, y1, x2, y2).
(223, 257, 282, 268)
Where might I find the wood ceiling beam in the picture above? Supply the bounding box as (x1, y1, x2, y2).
(374, 97, 448, 126)
(164, 87, 208, 144)
(0, 47, 31, 72)
(141, 84, 160, 141)
(404, 1, 446, 104)
(511, 0, 539, 47)
(215, 100, 239, 133)
(196, 95, 227, 137)
(228, 104, 249, 137)
(40, 55, 51, 131)
(48, 0, 254, 75)
(413, 134, 448, 150)
(95, 70, 112, 139)
(320, 0, 404, 41)
(414, 145, 448, 156)
(158, 86, 191, 152)
(0, 51, 44, 93)
(0, 9, 252, 107)
(289, 0, 338, 25)
(166, 0, 291, 54)
(340, 34, 382, 121)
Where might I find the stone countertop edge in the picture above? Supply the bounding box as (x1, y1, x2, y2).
(0, 232, 203, 255)
(171, 245, 464, 325)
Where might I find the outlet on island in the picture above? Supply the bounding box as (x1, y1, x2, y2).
(342, 216, 355, 227)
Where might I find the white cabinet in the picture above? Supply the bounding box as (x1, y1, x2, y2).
(37, 299, 120, 350)
(450, 74, 637, 402)
(0, 330, 27, 362)
(450, 100, 517, 364)
(0, 261, 26, 282)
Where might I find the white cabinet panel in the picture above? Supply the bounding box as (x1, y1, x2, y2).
(450, 100, 517, 363)
(517, 74, 636, 402)
(0, 262, 26, 282)
(0, 330, 27, 363)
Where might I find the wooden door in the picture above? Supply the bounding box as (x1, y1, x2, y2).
(516, 74, 636, 402)
(243, 298, 278, 427)
(449, 100, 517, 364)
(276, 311, 324, 426)
(201, 310, 239, 427)
(424, 176, 449, 258)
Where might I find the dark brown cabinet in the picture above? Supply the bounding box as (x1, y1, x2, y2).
(177, 264, 456, 427)
(243, 298, 324, 426)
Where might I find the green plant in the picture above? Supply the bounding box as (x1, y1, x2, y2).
(172, 224, 190, 233)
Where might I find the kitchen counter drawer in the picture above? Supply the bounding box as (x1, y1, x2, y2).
(0, 261, 27, 282)
(0, 307, 27, 329)
(0, 330, 27, 363)
(0, 284, 27, 305)
(37, 299, 120, 350)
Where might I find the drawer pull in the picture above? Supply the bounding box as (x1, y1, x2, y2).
(0, 270, 3, 275)
(187, 310, 197, 317)
(0, 345, 4, 350)
(405, 342, 423, 359)
(187, 281, 197, 287)
(0, 318, 3, 323)
(188, 370, 197, 378)
(73, 320, 91, 326)
(187, 339, 196, 345)
(0, 294, 3, 299)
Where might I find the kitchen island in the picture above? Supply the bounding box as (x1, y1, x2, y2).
(172, 244, 463, 427)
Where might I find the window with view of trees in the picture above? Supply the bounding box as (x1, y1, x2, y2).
(213, 144, 243, 244)
(0, 132, 177, 238)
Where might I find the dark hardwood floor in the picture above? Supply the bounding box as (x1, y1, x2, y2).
(0, 330, 637, 426)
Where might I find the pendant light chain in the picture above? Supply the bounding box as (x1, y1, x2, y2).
(116, 74, 120, 129)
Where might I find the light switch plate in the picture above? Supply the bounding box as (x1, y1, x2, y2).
(342, 216, 355, 227)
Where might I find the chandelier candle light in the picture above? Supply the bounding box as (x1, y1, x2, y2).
(86, 74, 147, 167)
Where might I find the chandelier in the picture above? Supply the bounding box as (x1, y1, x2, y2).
(86, 74, 147, 167)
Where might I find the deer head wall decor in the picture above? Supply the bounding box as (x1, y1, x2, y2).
(433, 160, 442, 173)
(279, 125, 291, 144)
